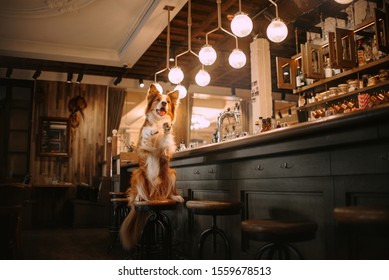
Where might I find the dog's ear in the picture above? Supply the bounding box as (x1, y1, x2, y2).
(167, 90, 179, 106)
(146, 84, 160, 112)
(148, 84, 160, 95)
(167, 90, 179, 121)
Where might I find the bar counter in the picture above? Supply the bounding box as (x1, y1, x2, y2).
(123, 104, 389, 259)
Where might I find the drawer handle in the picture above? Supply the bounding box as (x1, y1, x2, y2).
(208, 168, 216, 174)
(255, 164, 264, 171)
(194, 170, 200, 175)
(280, 162, 293, 169)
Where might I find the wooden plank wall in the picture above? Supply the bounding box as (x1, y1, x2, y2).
(30, 81, 107, 186)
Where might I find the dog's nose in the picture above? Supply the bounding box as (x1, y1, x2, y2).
(161, 101, 167, 106)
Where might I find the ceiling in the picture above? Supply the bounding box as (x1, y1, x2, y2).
(0, 0, 373, 91)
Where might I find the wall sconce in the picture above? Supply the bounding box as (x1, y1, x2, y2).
(198, 0, 246, 69)
(76, 71, 84, 84)
(139, 78, 144, 88)
(32, 69, 41, 80)
(266, 0, 288, 43)
(66, 71, 73, 83)
(231, 0, 253, 38)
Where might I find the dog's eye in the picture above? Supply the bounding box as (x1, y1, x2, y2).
(156, 98, 160, 102)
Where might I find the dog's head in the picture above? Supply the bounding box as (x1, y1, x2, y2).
(145, 84, 179, 122)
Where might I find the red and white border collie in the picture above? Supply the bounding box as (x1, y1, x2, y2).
(120, 84, 184, 250)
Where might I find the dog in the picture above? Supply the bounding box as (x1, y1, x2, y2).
(119, 83, 184, 250)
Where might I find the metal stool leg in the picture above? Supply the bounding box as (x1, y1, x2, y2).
(137, 210, 173, 259)
(256, 242, 303, 260)
(198, 215, 231, 259)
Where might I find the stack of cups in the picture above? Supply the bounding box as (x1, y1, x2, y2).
(358, 93, 370, 110)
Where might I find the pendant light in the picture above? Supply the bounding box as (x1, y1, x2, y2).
(334, 0, 353, 4)
(198, 0, 246, 69)
(174, 84, 187, 99)
(195, 66, 211, 87)
(266, 0, 288, 43)
(231, 0, 253, 38)
(168, 0, 205, 91)
(154, 6, 174, 87)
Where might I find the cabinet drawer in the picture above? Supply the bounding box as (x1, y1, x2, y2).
(176, 163, 231, 180)
(232, 152, 331, 179)
(331, 143, 389, 175)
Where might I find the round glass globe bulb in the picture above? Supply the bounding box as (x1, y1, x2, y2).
(266, 18, 288, 43)
(174, 84, 187, 99)
(334, 0, 353, 4)
(168, 66, 184, 84)
(195, 69, 211, 87)
(152, 82, 163, 93)
(231, 12, 253, 38)
(229, 49, 246, 69)
(199, 44, 217, 66)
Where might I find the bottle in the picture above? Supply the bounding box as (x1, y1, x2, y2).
(296, 66, 302, 88)
(372, 35, 380, 61)
(357, 40, 365, 66)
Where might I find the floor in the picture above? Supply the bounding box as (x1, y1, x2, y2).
(20, 227, 127, 260)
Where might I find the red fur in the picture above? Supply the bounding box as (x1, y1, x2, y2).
(119, 84, 184, 250)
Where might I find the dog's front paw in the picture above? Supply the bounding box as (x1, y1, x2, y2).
(163, 122, 172, 134)
(170, 195, 184, 203)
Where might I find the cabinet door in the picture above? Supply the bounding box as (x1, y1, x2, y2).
(304, 43, 324, 79)
(276, 57, 295, 89)
(328, 32, 339, 68)
(176, 163, 231, 181)
(335, 28, 356, 69)
(232, 152, 330, 179)
(374, 8, 389, 53)
(331, 143, 389, 175)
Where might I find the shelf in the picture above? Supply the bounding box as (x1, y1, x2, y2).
(294, 56, 389, 94)
(299, 79, 389, 109)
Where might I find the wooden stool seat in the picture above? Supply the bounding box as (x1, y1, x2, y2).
(241, 219, 317, 259)
(333, 205, 389, 259)
(241, 219, 317, 242)
(186, 200, 242, 259)
(186, 200, 242, 215)
(135, 199, 178, 212)
(334, 206, 389, 224)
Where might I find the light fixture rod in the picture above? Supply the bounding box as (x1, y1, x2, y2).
(205, 0, 239, 49)
(154, 6, 174, 82)
(268, 0, 279, 18)
(175, 0, 198, 66)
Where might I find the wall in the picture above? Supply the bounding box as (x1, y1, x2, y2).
(30, 81, 107, 186)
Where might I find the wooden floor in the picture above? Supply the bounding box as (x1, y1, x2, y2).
(20, 227, 126, 260)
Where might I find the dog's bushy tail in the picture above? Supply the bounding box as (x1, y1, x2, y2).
(119, 204, 148, 250)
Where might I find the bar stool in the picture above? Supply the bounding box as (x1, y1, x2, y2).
(241, 219, 317, 259)
(333, 205, 389, 259)
(134, 199, 177, 259)
(107, 192, 129, 254)
(186, 200, 242, 259)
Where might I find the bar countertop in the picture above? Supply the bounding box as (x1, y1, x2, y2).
(170, 103, 389, 165)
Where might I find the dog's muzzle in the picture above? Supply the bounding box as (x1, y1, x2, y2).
(156, 107, 167, 116)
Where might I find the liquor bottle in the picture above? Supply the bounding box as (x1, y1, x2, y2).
(357, 40, 365, 66)
(296, 66, 302, 88)
(372, 35, 380, 61)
